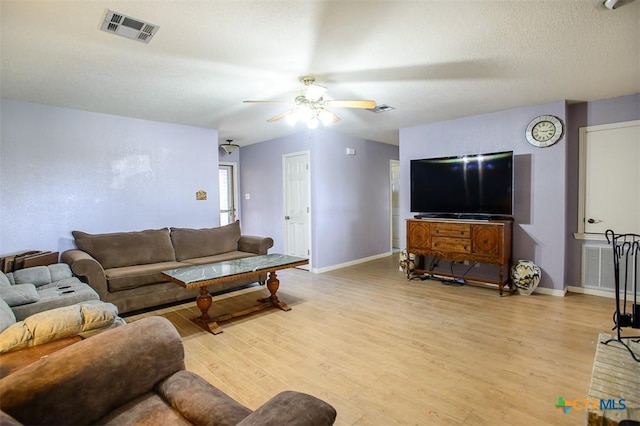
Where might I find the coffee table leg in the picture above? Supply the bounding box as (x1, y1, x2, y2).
(193, 286, 222, 334)
(258, 271, 291, 311)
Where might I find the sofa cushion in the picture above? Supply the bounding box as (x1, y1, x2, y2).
(180, 250, 257, 266)
(104, 261, 186, 292)
(0, 298, 16, 333)
(170, 221, 241, 261)
(73, 228, 176, 269)
(0, 301, 119, 353)
(11, 280, 100, 322)
(96, 393, 190, 425)
(0, 284, 40, 307)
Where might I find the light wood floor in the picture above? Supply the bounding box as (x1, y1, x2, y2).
(125, 255, 617, 425)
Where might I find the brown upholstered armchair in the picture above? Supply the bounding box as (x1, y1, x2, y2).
(0, 316, 337, 425)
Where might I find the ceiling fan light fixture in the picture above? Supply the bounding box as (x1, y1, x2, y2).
(219, 139, 239, 155)
(307, 117, 320, 129)
(319, 109, 334, 126)
(285, 112, 298, 126)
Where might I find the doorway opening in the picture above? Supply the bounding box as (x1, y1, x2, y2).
(390, 159, 401, 252)
(219, 163, 238, 226)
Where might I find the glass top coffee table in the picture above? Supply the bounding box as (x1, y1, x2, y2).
(162, 254, 308, 334)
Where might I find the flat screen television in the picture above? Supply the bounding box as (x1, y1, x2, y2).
(410, 150, 513, 219)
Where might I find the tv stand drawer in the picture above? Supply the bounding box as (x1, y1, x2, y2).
(432, 223, 470, 238)
(432, 237, 471, 253)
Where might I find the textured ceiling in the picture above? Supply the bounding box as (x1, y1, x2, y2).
(1, 1, 639, 146)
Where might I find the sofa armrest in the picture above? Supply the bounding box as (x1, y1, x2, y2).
(0, 317, 184, 426)
(155, 370, 252, 425)
(237, 391, 337, 426)
(238, 235, 274, 255)
(60, 249, 108, 299)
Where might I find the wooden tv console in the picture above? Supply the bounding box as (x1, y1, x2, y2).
(406, 218, 513, 295)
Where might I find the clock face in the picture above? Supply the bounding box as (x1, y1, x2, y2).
(525, 115, 563, 147)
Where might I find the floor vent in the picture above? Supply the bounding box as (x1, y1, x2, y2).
(100, 10, 159, 44)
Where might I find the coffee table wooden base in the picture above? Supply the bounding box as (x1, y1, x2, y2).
(191, 270, 289, 334)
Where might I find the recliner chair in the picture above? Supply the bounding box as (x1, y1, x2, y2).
(0, 316, 337, 425)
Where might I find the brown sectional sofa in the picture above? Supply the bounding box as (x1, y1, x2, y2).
(61, 221, 274, 314)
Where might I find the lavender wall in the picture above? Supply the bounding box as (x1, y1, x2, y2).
(0, 100, 220, 255)
(313, 131, 399, 268)
(239, 129, 399, 270)
(400, 101, 568, 291)
(565, 93, 640, 286)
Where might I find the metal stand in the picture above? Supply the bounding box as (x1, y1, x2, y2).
(602, 230, 640, 362)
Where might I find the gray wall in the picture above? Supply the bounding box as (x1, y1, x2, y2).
(239, 129, 399, 270)
(0, 99, 220, 254)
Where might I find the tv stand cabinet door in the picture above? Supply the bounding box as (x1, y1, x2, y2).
(407, 220, 431, 252)
(470, 224, 504, 263)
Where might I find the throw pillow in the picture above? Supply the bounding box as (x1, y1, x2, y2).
(0, 284, 40, 307)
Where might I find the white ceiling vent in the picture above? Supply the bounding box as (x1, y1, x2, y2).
(100, 10, 159, 44)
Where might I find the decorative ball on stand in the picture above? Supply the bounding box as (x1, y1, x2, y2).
(510, 260, 541, 295)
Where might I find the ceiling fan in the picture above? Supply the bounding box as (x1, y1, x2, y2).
(243, 76, 376, 128)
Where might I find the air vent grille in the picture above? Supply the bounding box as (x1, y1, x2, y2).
(369, 104, 395, 113)
(100, 10, 159, 44)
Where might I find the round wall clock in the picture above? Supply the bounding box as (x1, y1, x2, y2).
(525, 115, 564, 147)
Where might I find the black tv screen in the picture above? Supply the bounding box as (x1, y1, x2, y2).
(410, 150, 513, 218)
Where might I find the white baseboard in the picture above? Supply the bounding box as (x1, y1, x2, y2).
(312, 252, 391, 274)
(533, 286, 567, 297)
(567, 285, 621, 299)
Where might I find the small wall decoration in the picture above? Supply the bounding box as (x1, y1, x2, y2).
(196, 190, 207, 201)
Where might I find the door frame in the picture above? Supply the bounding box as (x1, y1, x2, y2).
(390, 159, 400, 252)
(282, 150, 312, 269)
(219, 161, 239, 225)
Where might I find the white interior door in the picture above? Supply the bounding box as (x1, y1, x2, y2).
(579, 120, 640, 235)
(283, 151, 311, 265)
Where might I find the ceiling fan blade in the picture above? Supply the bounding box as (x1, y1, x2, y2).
(243, 100, 290, 104)
(326, 111, 341, 123)
(324, 100, 376, 109)
(266, 110, 293, 122)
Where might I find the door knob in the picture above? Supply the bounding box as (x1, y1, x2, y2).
(285, 216, 290, 220)
(587, 218, 602, 224)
